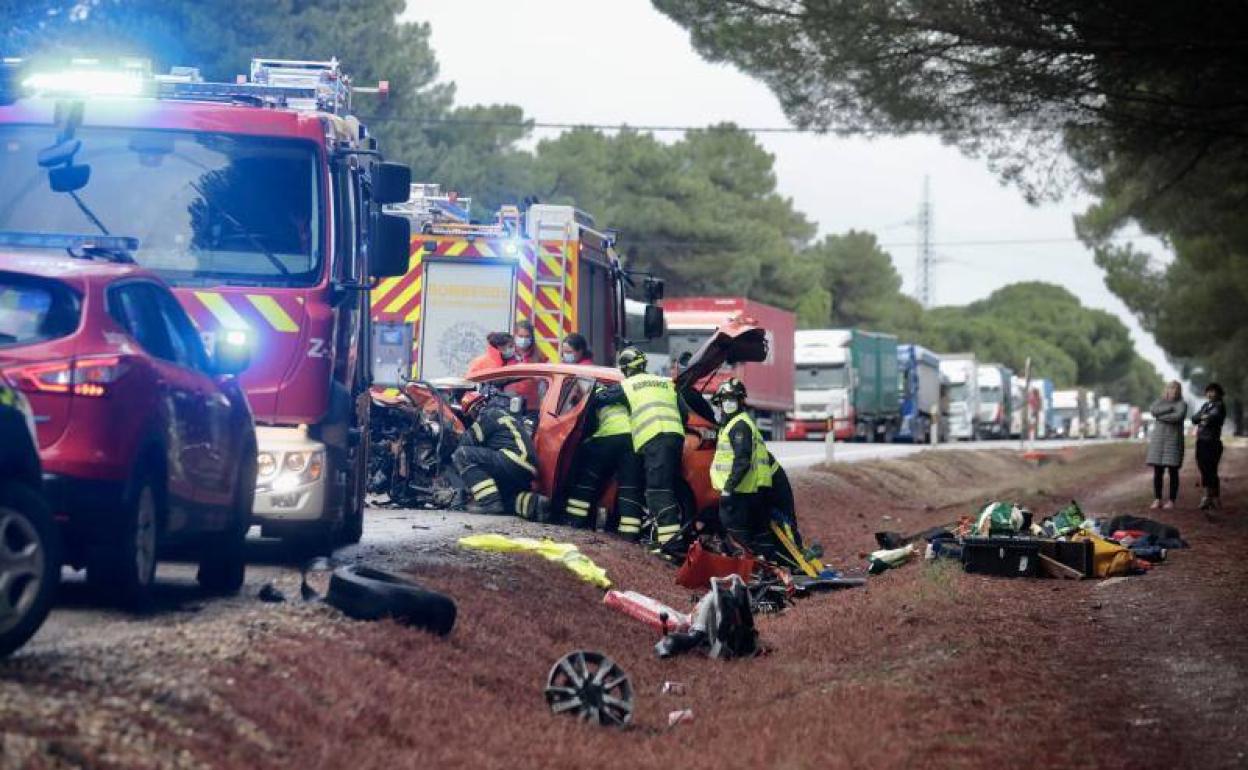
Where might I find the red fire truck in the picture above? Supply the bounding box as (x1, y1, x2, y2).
(372, 184, 664, 385)
(0, 57, 413, 550)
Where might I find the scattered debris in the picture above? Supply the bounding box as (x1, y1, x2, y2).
(656, 575, 758, 660)
(603, 590, 691, 633)
(660, 681, 686, 695)
(459, 534, 611, 588)
(324, 565, 457, 635)
(543, 651, 633, 727)
(667, 709, 694, 727)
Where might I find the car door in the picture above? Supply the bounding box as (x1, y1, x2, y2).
(151, 286, 236, 527)
(538, 374, 597, 498)
(108, 282, 203, 533)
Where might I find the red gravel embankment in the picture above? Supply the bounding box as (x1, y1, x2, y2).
(205, 444, 1246, 770)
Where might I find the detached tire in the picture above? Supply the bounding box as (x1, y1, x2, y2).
(326, 565, 456, 636)
(0, 482, 59, 658)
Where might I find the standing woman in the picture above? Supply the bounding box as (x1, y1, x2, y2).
(1146, 381, 1188, 509)
(560, 333, 593, 365)
(1193, 382, 1227, 510)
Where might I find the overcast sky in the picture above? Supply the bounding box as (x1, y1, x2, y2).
(405, 0, 1177, 383)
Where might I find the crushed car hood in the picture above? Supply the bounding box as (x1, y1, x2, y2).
(675, 316, 769, 391)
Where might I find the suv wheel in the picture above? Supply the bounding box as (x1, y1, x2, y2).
(198, 443, 255, 594)
(88, 474, 159, 610)
(0, 482, 59, 658)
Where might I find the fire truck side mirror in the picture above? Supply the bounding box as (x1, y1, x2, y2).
(643, 305, 665, 340)
(372, 162, 411, 205)
(369, 212, 411, 278)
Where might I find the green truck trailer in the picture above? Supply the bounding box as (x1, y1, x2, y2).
(849, 330, 902, 442)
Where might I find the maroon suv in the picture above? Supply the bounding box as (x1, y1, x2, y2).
(0, 240, 256, 607)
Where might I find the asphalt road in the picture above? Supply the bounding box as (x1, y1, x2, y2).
(766, 437, 1124, 469)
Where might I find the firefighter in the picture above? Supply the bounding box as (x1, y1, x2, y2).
(592, 347, 687, 545)
(467, 332, 515, 376)
(452, 391, 546, 519)
(710, 378, 773, 554)
(562, 382, 641, 530)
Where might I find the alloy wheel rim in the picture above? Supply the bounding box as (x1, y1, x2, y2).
(0, 507, 45, 635)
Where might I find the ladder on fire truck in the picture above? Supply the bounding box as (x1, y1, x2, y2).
(529, 218, 574, 355)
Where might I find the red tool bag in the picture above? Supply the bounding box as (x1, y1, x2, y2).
(676, 540, 757, 590)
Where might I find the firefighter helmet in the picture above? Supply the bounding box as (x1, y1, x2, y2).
(460, 390, 487, 415)
(616, 346, 647, 376)
(711, 378, 748, 404)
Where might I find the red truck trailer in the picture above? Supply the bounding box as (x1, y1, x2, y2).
(661, 297, 795, 439)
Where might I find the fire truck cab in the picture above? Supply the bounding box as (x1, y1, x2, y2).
(0, 57, 413, 550)
(374, 183, 664, 384)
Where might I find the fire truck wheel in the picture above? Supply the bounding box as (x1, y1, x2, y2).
(325, 565, 456, 635)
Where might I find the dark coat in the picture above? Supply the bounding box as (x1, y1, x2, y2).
(1147, 397, 1188, 467)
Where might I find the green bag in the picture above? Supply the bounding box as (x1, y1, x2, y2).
(975, 501, 1025, 535)
(1049, 501, 1085, 536)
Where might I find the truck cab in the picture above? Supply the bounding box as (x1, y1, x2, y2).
(790, 329, 854, 441)
(939, 353, 980, 441)
(0, 58, 414, 549)
(976, 363, 1013, 440)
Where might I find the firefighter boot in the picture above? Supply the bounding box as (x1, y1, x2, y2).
(515, 491, 552, 523)
(648, 488, 682, 547)
(455, 453, 505, 515)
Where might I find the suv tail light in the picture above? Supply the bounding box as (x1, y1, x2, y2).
(6, 356, 130, 397)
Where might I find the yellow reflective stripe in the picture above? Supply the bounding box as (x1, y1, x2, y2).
(476, 241, 495, 258)
(502, 450, 536, 475)
(384, 275, 423, 314)
(472, 423, 484, 443)
(498, 416, 533, 472)
(406, 303, 422, 323)
(445, 240, 469, 257)
(618, 522, 641, 533)
(370, 274, 404, 308)
(246, 295, 298, 333)
(540, 251, 564, 277)
(471, 480, 496, 495)
(566, 499, 591, 511)
(516, 282, 534, 311)
(194, 292, 247, 329)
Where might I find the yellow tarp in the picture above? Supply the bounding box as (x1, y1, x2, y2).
(458, 534, 612, 589)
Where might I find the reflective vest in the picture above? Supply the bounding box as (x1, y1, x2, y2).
(592, 399, 632, 440)
(710, 412, 773, 493)
(621, 373, 683, 451)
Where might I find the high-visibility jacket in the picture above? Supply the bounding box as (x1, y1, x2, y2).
(711, 412, 772, 493)
(591, 389, 632, 440)
(620, 373, 684, 450)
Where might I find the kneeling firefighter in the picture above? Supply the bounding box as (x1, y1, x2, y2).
(710, 378, 773, 553)
(562, 385, 643, 530)
(593, 348, 687, 544)
(453, 391, 547, 519)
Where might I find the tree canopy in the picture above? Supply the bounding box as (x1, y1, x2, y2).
(0, 1, 1168, 406)
(652, 0, 1243, 410)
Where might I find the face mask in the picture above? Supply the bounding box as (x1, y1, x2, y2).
(562, 352, 579, 364)
(501, 347, 516, 360)
(515, 336, 532, 350)
(721, 399, 739, 415)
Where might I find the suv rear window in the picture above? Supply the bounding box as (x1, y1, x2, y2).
(0, 273, 80, 348)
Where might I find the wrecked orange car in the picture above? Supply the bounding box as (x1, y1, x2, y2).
(466, 317, 770, 520)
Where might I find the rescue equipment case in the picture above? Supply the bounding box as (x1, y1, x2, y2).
(961, 537, 1042, 578)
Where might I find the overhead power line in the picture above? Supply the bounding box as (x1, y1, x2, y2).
(353, 114, 1063, 136)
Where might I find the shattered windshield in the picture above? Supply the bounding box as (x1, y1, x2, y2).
(0, 125, 322, 286)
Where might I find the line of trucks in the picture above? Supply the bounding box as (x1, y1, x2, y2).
(633, 298, 1144, 443)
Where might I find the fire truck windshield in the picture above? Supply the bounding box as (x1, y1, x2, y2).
(0, 125, 322, 286)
